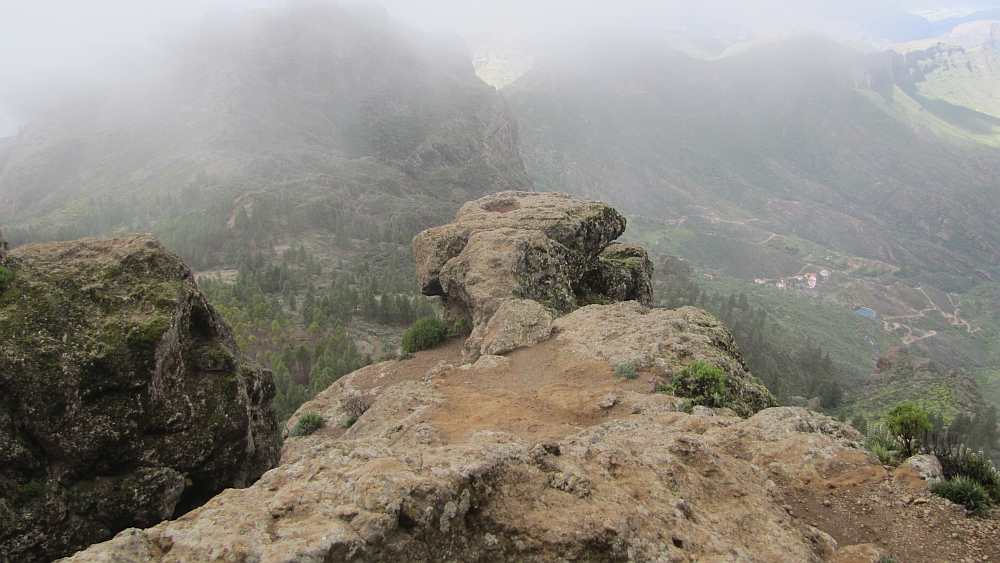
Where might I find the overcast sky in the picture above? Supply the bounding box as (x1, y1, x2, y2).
(2, 0, 1000, 136)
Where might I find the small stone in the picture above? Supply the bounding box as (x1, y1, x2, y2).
(598, 394, 619, 409)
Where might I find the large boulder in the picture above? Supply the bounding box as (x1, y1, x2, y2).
(480, 299, 553, 356)
(0, 235, 280, 562)
(412, 191, 651, 354)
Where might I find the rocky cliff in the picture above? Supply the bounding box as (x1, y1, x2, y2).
(57, 339, 997, 563)
(0, 235, 280, 562)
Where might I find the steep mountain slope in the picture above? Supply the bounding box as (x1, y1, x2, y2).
(506, 35, 1000, 279)
(0, 2, 530, 234)
(504, 34, 1000, 413)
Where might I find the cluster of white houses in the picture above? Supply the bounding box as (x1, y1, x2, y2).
(755, 269, 831, 290)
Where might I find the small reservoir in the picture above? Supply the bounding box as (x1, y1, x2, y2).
(854, 307, 876, 318)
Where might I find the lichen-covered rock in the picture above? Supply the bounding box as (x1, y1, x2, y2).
(412, 192, 651, 354)
(574, 243, 653, 306)
(438, 228, 575, 326)
(413, 192, 626, 296)
(554, 302, 778, 417)
(0, 235, 280, 562)
(480, 299, 553, 356)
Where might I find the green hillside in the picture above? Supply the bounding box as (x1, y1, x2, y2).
(506, 35, 1000, 414)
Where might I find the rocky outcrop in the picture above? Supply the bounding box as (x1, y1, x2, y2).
(412, 191, 652, 354)
(0, 228, 7, 261)
(0, 235, 280, 562)
(60, 368, 865, 563)
(554, 303, 778, 417)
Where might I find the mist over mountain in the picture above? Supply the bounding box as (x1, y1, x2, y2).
(0, 2, 529, 229)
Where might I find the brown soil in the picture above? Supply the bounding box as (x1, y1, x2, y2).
(785, 466, 999, 562)
(341, 335, 652, 445)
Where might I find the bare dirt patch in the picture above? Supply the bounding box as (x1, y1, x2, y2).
(786, 468, 999, 563)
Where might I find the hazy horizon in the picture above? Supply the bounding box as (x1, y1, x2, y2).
(3, 0, 1000, 136)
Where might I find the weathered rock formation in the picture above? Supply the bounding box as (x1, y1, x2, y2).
(412, 191, 652, 354)
(0, 235, 280, 562)
(57, 358, 887, 563)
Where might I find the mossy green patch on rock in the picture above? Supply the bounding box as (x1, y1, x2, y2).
(0, 235, 280, 563)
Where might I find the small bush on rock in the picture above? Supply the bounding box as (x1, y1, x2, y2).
(931, 476, 992, 513)
(288, 412, 324, 437)
(614, 362, 638, 380)
(451, 317, 472, 336)
(0, 265, 13, 291)
(400, 316, 448, 355)
(341, 390, 373, 427)
(669, 362, 726, 408)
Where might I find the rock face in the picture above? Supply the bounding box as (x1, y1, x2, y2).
(412, 191, 652, 353)
(554, 303, 778, 417)
(0, 235, 280, 562)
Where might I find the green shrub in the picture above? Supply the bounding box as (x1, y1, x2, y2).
(935, 445, 1000, 502)
(0, 265, 12, 291)
(931, 476, 992, 513)
(451, 317, 472, 336)
(865, 423, 900, 464)
(850, 415, 868, 436)
(880, 556, 898, 563)
(868, 443, 895, 466)
(884, 402, 931, 458)
(669, 362, 726, 408)
(614, 362, 639, 380)
(288, 412, 324, 437)
(400, 316, 448, 355)
(18, 481, 45, 500)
